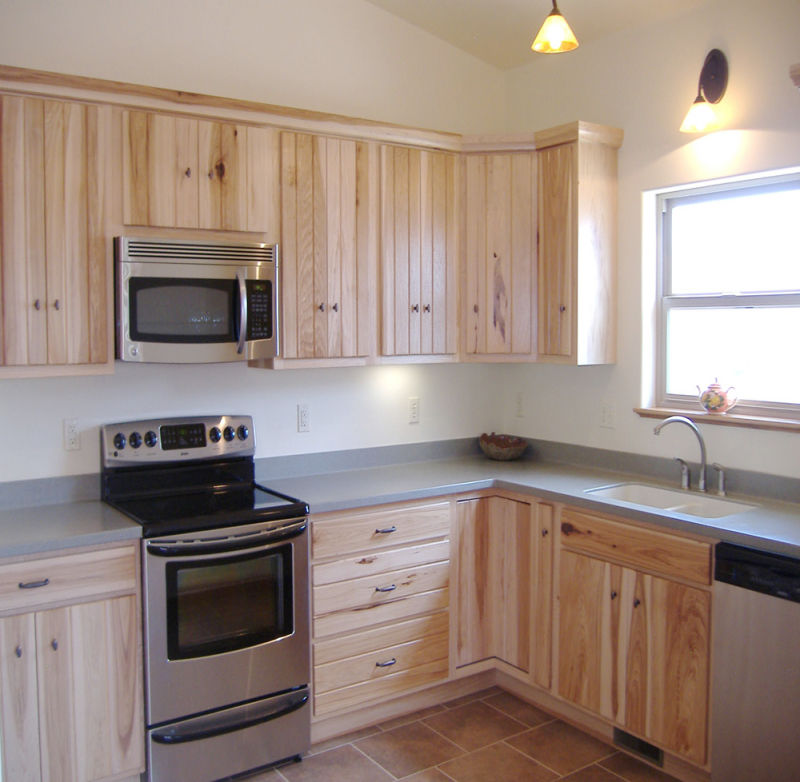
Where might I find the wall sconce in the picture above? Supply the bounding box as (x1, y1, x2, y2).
(531, 0, 579, 54)
(680, 49, 729, 133)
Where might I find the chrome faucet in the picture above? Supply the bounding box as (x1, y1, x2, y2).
(653, 416, 707, 492)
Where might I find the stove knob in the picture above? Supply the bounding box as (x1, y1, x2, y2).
(113, 432, 126, 450)
(209, 426, 222, 443)
(144, 430, 158, 448)
(237, 424, 249, 441)
(129, 431, 142, 449)
(223, 426, 236, 442)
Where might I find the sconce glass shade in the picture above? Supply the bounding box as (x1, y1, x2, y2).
(532, 1, 579, 53)
(680, 95, 717, 133)
(680, 49, 728, 133)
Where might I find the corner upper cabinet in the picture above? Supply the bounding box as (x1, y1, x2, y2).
(535, 121, 622, 365)
(122, 110, 279, 236)
(0, 95, 111, 371)
(462, 150, 537, 359)
(279, 132, 377, 361)
(380, 145, 459, 358)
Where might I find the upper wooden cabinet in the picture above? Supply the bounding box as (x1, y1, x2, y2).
(122, 110, 279, 236)
(380, 145, 459, 358)
(0, 95, 111, 370)
(535, 122, 622, 365)
(463, 151, 537, 358)
(279, 132, 377, 360)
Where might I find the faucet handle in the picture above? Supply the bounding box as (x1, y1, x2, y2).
(674, 457, 691, 490)
(712, 463, 726, 496)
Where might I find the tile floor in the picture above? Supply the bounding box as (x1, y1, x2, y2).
(242, 687, 679, 782)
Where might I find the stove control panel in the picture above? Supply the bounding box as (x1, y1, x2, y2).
(102, 415, 254, 467)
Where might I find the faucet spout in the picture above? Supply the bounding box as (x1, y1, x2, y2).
(653, 415, 707, 492)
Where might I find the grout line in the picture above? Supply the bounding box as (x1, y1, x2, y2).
(349, 742, 402, 780)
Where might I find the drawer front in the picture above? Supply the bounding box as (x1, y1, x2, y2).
(313, 540, 450, 586)
(315, 629, 449, 694)
(314, 587, 448, 638)
(314, 658, 449, 716)
(313, 561, 449, 617)
(560, 508, 712, 585)
(0, 545, 138, 615)
(312, 502, 451, 560)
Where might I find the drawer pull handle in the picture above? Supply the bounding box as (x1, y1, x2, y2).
(375, 584, 397, 593)
(376, 658, 397, 668)
(15, 645, 22, 658)
(18, 578, 50, 590)
(374, 526, 397, 535)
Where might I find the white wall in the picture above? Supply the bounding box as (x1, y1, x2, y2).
(502, 0, 800, 480)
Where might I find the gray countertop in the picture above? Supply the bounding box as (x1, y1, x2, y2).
(2, 452, 798, 560)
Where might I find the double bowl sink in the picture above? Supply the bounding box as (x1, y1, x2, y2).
(584, 482, 756, 519)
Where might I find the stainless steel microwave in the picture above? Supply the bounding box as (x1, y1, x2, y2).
(115, 237, 278, 363)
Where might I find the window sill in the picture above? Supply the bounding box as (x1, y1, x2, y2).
(634, 407, 800, 433)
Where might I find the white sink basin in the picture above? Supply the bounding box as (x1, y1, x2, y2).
(584, 482, 756, 518)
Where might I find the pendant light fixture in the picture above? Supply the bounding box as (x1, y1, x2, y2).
(531, 0, 579, 54)
(680, 49, 729, 133)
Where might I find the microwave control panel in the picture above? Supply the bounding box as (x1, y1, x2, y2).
(246, 280, 273, 339)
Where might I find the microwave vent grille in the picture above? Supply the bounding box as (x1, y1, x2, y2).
(124, 239, 275, 264)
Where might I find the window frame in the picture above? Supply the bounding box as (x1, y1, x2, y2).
(655, 171, 800, 422)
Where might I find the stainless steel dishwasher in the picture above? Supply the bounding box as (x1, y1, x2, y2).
(712, 542, 800, 781)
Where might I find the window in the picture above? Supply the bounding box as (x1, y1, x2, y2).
(656, 171, 800, 420)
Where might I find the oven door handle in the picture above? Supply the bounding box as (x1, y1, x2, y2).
(146, 520, 307, 557)
(236, 267, 248, 354)
(150, 687, 309, 745)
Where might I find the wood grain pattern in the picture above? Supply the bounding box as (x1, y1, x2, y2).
(532, 502, 554, 689)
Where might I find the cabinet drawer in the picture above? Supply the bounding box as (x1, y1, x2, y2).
(560, 508, 712, 585)
(315, 626, 449, 693)
(314, 587, 448, 638)
(0, 545, 137, 615)
(313, 561, 449, 617)
(313, 540, 450, 586)
(312, 502, 450, 560)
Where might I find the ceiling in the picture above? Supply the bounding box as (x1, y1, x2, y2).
(364, 0, 709, 70)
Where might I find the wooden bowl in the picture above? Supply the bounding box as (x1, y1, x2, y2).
(478, 432, 528, 461)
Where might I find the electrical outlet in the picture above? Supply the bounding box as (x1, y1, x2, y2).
(408, 397, 420, 424)
(63, 418, 80, 451)
(600, 402, 616, 429)
(297, 404, 310, 433)
(515, 391, 524, 418)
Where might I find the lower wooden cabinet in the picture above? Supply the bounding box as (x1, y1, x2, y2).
(0, 544, 144, 782)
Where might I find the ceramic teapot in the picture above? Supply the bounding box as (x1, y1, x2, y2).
(697, 379, 737, 413)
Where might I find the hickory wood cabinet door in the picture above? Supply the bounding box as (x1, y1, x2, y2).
(535, 122, 622, 365)
(122, 109, 279, 235)
(556, 508, 711, 765)
(0, 95, 110, 369)
(463, 151, 536, 358)
(280, 132, 376, 360)
(380, 145, 459, 357)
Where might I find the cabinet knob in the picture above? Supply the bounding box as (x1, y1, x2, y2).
(542, 528, 549, 537)
(559, 305, 566, 313)
(473, 304, 479, 314)
(332, 303, 339, 313)
(610, 590, 618, 600)
(15, 645, 22, 658)
(53, 299, 61, 311)
(51, 639, 58, 651)
(423, 304, 431, 313)
(633, 598, 641, 608)
(411, 304, 419, 313)
(34, 299, 41, 311)
(184, 167, 192, 178)
(318, 303, 326, 312)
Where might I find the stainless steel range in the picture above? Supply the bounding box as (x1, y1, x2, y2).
(101, 415, 310, 782)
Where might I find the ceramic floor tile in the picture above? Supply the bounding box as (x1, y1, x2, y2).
(279, 745, 393, 782)
(599, 752, 681, 781)
(377, 703, 447, 731)
(506, 720, 615, 776)
(307, 724, 382, 755)
(483, 692, 556, 727)
(560, 764, 624, 782)
(443, 686, 502, 709)
(438, 742, 559, 782)
(399, 768, 455, 781)
(423, 700, 528, 752)
(355, 720, 464, 778)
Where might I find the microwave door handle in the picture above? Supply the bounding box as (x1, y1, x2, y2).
(236, 268, 248, 354)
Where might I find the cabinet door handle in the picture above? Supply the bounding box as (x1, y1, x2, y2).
(374, 584, 397, 593)
(51, 639, 58, 651)
(610, 590, 618, 600)
(473, 304, 479, 314)
(559, 305, 566, 313)
(15, 645, 22, 658)
(374, 526, 397, 535)
(542, 528, 549, 537)
(332, 303, 339, 312)
(18, 578, 50, 590)
(53, 299, 61, 311)
(423, 304, 431, 313)
(33, 299, 41, 311)
(318, 303, 326, 312)
(184, 167, 192, 178)
(411, 304, 419, 313)
(633, 598, 641, 608)
(375, 658, 397, 668)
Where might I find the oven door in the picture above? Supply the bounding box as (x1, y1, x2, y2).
(117, 259, 277, 363)
(142, 518, 309, 726)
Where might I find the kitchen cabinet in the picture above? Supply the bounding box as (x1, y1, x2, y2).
(310, 501, 451, 716)
(0, 95, 110, 369)
(380, 145, 459, 358)
(122, 109, 279, 235)
(535, 121, 623, 364)
(463, 150, 536, 358)
(556, 507, 711, 765)
(0, 544, 144, 782)
(280, 132, 377, 360)
(454, 495, 552, 680)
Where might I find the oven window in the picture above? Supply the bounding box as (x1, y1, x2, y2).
(130, 278, 236, 343)
(166, 547, 293, 660)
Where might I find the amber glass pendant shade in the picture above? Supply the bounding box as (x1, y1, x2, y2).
(531, 1, 579, 54)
